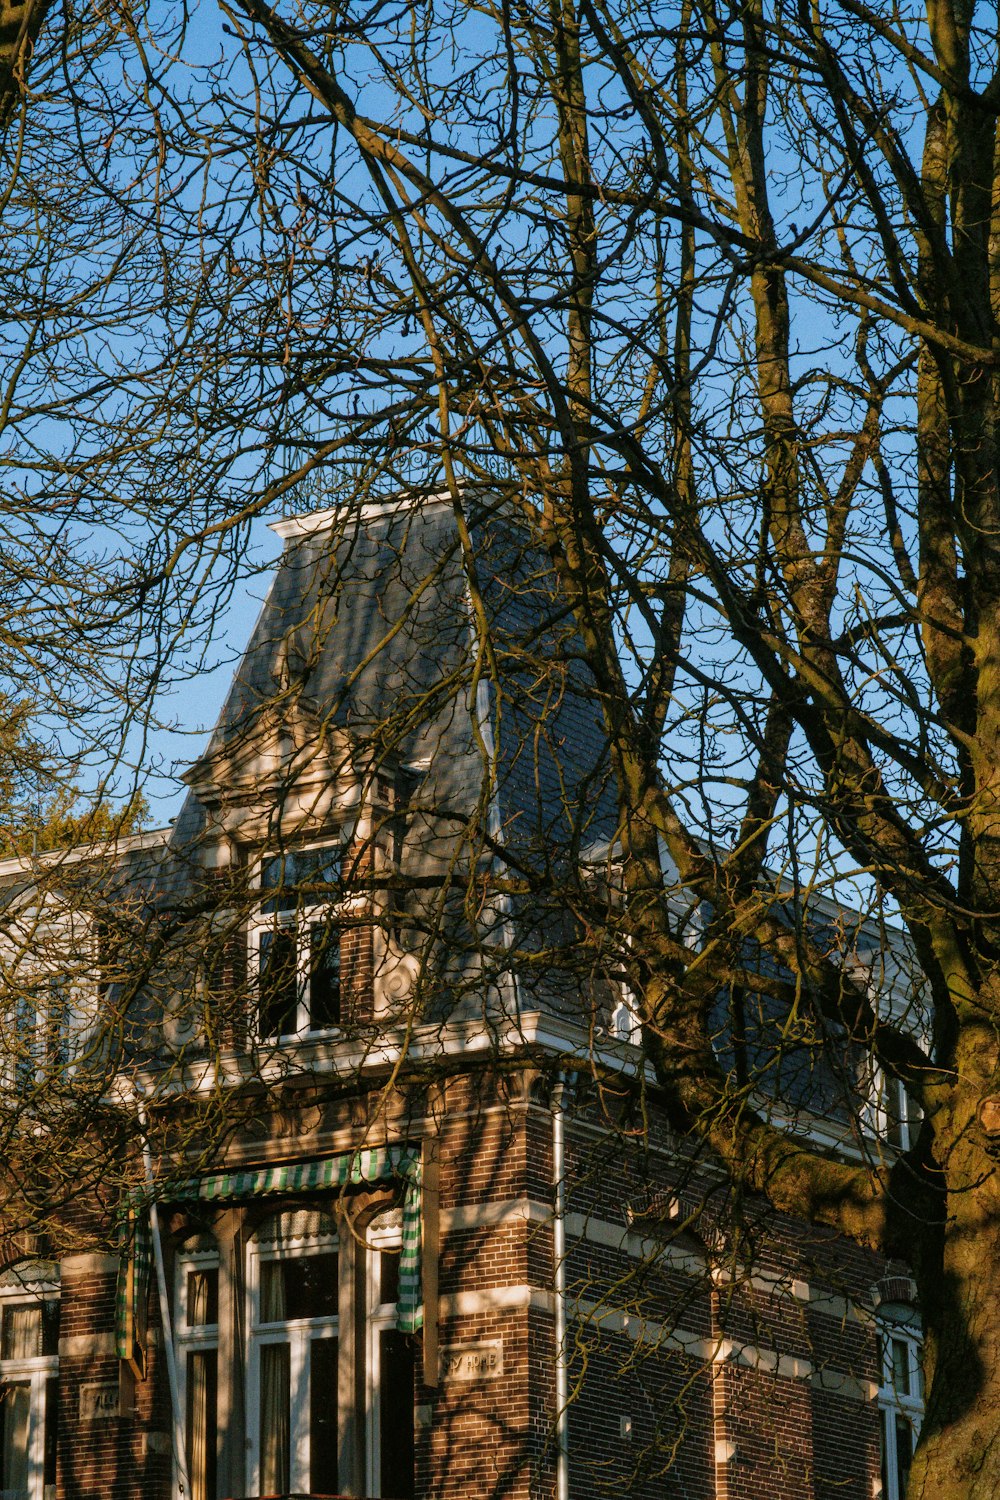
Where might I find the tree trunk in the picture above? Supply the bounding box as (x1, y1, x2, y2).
(911, 1127, 1000, 1498)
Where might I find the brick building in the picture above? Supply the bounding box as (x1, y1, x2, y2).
(0, 493, 921, 1500)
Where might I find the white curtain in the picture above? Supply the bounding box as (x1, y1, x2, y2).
(187, 1271, 212, 1329)
(1, 1382, 30, 1500)
(2, 1309, 39, 1363)
(259, 1343, 290, 1496)
(186, 1353, 211, 1500)
(260, 1263, 285, 1324)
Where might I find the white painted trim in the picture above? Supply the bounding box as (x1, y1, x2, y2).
(0, 1296, 59, 1500)
(58, 1332, 118, 1358)
(138, 1008, 657, 1102)
(0, 825, 170, 879)
(572, 1301, 873, 1396)
(245, 1217, 340, 1497)
(173, 1249, 221, 1500)
(270, 494, 453, 540)
(441, 1198, 549, 1232)
(438, 1285, 555, 1318)
(365, 1220, 403, 1497)
(58, 1252, 119, 1276)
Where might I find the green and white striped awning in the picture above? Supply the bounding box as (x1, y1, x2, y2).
(116, 1144, 422, 1365)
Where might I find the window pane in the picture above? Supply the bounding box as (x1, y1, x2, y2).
(379, 1250, 400, 1307)
(14, 994, 36, 1093)
(891, 1338, 911, 1396)
(309, 923, 341, 1030)
(0, 1382, 30, 1500)
(41, 1301, 59, 1358)
(259, 1342, 290, 1497)
(294, 845, 342, 893)
(43, 1376, 57, 1488)
(259, 929, 298, 1038)
(187, 1269, 218, 1329)
(260, 1253, 338, 1324)
(380, 1330, 415, 1500)
(879, 1408, 890, 1499)
(261, 846, 341, 913)
(2, 1306, 41, 1360)
(309, 1336, 338, 1495)
(894, 1413, 914, 1497)
(260, 855, 298, 914)
(186, 1349, 217, 1500)
(44, 978, 71, 1071)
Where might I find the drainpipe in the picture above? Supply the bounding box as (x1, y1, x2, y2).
(551, 1072, 570, 1500)
(137, 1098, 192, 1500)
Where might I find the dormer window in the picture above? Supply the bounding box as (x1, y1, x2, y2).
(251, 843, 343, 1040)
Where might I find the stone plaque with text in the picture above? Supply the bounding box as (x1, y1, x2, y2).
(441, 1339, 503, 1381)
(79, 1383, 120, 1422)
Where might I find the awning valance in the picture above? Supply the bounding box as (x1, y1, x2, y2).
(115, 1144, 422, 1369)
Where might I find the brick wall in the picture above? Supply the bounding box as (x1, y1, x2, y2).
(15, 1067, 898, 1500)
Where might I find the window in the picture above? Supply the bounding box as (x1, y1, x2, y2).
(611, 996, 640, 1044)
(867, 1068, 922, 1153)
(247, 1211, 339, 1497)
(366, 1211, 415, 1500)
(175, 1248, 219, 1500)
(0, 1295, 58, 1500)
(168, 1196, 417, 1498)
(878, 1320, 923, 1500)
(1, 972, 92, 1097)
(251, 844, 342, 1040)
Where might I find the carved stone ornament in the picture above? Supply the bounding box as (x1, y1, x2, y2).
(374, 937, 421, 1008)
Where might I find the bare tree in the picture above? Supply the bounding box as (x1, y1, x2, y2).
(6, 0, 1000, 1493)
(106, 1, 1000, 1494)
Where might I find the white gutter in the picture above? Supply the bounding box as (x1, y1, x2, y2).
(138, 1101, 192, 1500)
(551, 1073, 570, 1500)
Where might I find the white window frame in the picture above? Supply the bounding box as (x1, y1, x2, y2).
(245, 1214, 339, 1496)
(365, 1216, 408, 1500)
(0, 907, 100, 1095)
(877, 1322, 923, 1500)
(248, 840, 344, 1041)
(611, 933, 640, 1045)
(173, 1248, 220, 1500)
(0, 1286, 59, 1500)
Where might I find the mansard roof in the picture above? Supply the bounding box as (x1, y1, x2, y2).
(172, 489, 619, 868)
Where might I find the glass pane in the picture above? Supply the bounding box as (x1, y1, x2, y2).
(43, 1376, 57, 1488)
(261, 846, 341, 913)
(0, 1382, 30, 1500)
(2, 1306, 41, 1360)
(187, 1268, 219, 1329)
(309, 923, 341, 1030)
(259, 1342, 290, 1497)
(186, 1349, 218, 1500)
(294, 845, 342, 894)
(895, 1413, 914, 1497)
(260, 1252, 338, 1324)
(892, 1338, 911, 1396)
(380, 1330, 415, 1500)
(879, 1408, 890, 1499)
(259, 928, 298, 1038)
(44, 978, 71, 1071)
(379, 1250, 401, 1307)
(886, 1077, 906, 1150)
(309, 1336, 338, 1495)
(41, 1302, 59, 1359)
(260, 854, 298, 914)
(14, 995, 36, 1093)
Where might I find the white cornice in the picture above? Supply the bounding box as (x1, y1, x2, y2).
(269, 493, 454, 540)
(0, 825, 171, 880)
